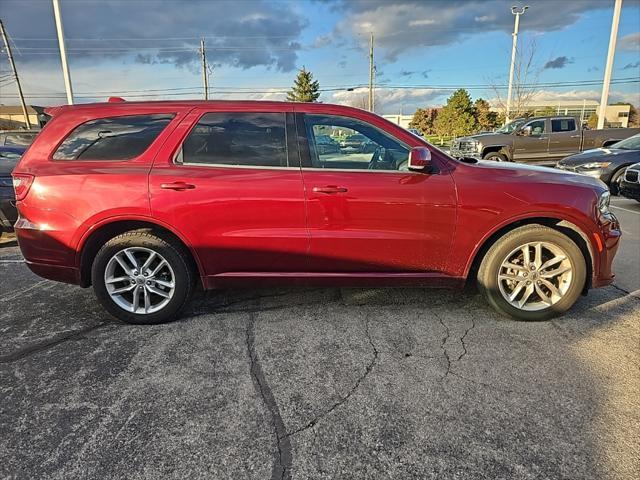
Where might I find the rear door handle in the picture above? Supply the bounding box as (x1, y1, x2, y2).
(160, 181, 196, 191)
(312, 185, 348, 194)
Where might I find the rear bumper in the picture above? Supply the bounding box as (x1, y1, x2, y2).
(0, 197, 17, 232)
(23, 260, 81, 285)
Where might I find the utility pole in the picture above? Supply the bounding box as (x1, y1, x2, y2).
(0, 19, 31, 128)
(505, 5, 528, 123)
(52, 0, 74, 104)
(200, 38, 209, 100)
(368, 33, 374, 112)
(597, 0, 622, 130)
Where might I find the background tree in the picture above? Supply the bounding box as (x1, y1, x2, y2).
(538, 106, 557, 116)
(473, 98, 499, 131)
(587, 112, 598, 129)
(409, 107, 439, 135)
(287, 67, 320, 102)
(491, 40, 540, 122)
(435, 89, 478, 137)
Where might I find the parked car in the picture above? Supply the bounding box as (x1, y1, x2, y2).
(450, 116, 640, 165)
(0, 129, 39, 148)
(340, 133, 377, 153)
(13, 100, 620, 324)
(0, 147, 23, 237)
(407, 128, 424, 137)
(619, 162, 640, 202)
(556, 134, 640, 195)
(315, 134, 340, 155)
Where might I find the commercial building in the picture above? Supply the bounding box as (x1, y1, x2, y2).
(0, 105, 46, 129)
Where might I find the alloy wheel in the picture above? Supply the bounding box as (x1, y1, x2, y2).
(497, 241, 573, 312)
(104, 247, 176, 314)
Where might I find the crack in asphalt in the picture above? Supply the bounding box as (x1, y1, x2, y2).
(0, 322, 111, 363)
(245, 308, 292, 480)
(610, 283, 639, 300)
(286, 314, 379, 439)
(457, 317, 476, 362)
(436, 314, 452, 378)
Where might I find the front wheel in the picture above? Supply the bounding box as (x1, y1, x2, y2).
(92, 230, 195, 324)
(483, 151, 508, 162)
(477, 225, 586, 321)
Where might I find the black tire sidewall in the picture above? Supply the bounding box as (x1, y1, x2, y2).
(91, 232, 193, 324)
(478, 226, 586, 321)
(609, 168, 625, 196)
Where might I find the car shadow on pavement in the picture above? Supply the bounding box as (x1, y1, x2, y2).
(1, 277, 638, 479)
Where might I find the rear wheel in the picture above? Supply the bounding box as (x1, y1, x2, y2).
(483, 151, 508, 162)
(477, 225, 586, 321)
(92, 230, 194, 324)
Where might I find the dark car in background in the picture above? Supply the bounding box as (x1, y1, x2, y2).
(315, 134, 340, 154)
(340, 133, 377, 153)
(0, 130, 39, 148)
(556, 134, 640, 195)
(0, 147, 23, 237)
(620, 162, 640, 202)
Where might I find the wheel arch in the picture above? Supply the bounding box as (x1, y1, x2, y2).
(481, 145, 510, 159)
(465, 216, 594, 293)
(76, 218, 204, 288)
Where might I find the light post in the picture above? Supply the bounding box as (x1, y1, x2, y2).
(505, 5, 528, 123)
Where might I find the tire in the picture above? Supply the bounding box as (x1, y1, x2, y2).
(609, 168, 625, 196)
(477, 225, 586, 321)
(91, 229, 195, 324)
(483, 151, 508, 162)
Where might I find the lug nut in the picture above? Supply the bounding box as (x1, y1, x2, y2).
(526, 281, 531, 285)
(133, 270, 138, 276)
(523, 272, 528, 277)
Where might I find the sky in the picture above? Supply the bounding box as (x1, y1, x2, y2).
(0, 0, 639, 115)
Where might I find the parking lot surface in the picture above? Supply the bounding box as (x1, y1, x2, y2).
(1, 197, 638, 480)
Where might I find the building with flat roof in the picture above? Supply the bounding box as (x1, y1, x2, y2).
(491, 100, 631, 128)
(0, 105, 46, 129)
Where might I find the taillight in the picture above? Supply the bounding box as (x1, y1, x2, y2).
(12, 174, 34, 201)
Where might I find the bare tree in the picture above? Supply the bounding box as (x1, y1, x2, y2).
(491, 40, 540, 121)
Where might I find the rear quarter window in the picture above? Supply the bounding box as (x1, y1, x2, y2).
(53, 114, 174, 161)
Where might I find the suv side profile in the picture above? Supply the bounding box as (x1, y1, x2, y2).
(13, 100, 620, 324)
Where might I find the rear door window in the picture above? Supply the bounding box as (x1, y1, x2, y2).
(53, 114, 174, 160)
(178, 112, 288, 167)
(551, 118, 576, 132)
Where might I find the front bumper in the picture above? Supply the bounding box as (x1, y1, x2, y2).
(592, 212, 621, 288)
(619, 180, 640, 201)
(449, 148, 481, 160)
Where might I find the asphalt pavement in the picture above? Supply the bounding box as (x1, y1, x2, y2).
(1, 198, 638, 480)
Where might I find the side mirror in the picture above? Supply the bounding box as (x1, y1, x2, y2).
(521, 126, 532, 136)
(408, 146, 432, 171)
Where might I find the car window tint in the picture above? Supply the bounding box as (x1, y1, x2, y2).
(4, 133, 36, 147)
(526, 120, 545, 135)
(180, 112, 287, 167)
(551, 119, 576, 132)
(303, 114, 409, 171)
(53, 114, 174, 161)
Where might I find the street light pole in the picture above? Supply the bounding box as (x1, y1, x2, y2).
(368, 33, 374, 112)
(0, 20, 31, 128)
(52, 0, 74, 104)
(597, 0, 623, 130)
(505, 5, 528, 123)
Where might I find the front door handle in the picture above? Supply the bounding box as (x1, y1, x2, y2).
(312, 185, 348, 194)
(160, 181, 196, 191)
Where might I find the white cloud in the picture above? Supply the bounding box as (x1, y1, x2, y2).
(329, 87, 449, 114)
(619, 32, 640, 52)
(409, 19, 436, 27)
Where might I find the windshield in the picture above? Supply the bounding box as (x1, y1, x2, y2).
(612, 134, 640, 150)
(496, 119, 526, 133)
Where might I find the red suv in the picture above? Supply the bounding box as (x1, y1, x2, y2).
(12, 100, 620, 324)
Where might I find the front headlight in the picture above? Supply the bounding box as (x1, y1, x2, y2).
(579, 162, 611, 170)
(598, 190, 611, 214)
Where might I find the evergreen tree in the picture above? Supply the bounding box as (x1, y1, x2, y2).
(434, 89, 478, 137)
(287, 67, 320, 102)
(409, 107, 439, 135)
(473, 98, 499, 132)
